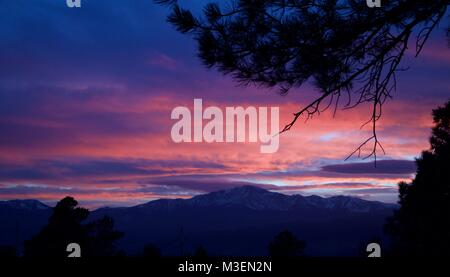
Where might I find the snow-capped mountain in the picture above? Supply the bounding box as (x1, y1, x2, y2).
(0, 199, 50, 210)
(134, 185, 394, 213)
(0, 186, 396, 256)
(0, 199, 52, 253)
(91, 186, 395, 256)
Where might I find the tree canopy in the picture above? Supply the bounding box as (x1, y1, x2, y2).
(386, 100, 450, 256)
(156, 0, 449, 160)
(268, 230, 306, 256)
(24, 196, 123, 257)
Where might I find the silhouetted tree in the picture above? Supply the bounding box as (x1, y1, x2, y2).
(156, 0, 449, 160)
(386, 100, 450, 256)
(24, 196, 123, 257)
(194, 245, 208, 257)
(268, 230, 306, 257)
(85, 216, 124, 256)
(24, 197, 89, 257)
(141, 243, 162, 257)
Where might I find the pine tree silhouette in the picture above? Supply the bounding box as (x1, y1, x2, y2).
(386, 100, 450, 256)
(268, 230, 306, 257)
(156, 0, 449, 160)
(141, 243, 162, 258)
(24, 196, 123, 257)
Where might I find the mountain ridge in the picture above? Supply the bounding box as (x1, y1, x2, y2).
(0, 185, 396, 212)
(0, 199, 51, 210)
(128, 185, 396, 213)
(0, 185, 396, 256)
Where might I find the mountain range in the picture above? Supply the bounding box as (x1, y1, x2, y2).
(0, 185, 396, 256)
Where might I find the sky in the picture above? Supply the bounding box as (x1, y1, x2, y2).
(0, 0, 449, 208)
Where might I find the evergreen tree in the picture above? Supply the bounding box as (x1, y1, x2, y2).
(268, 230, 306, 257)
(386, 100, 450, 256)
(24, 196, 123, 257)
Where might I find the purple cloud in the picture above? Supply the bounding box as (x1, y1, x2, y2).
(321, 159, 416, 175)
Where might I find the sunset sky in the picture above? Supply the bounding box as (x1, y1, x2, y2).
(0, 0, 449, 208)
